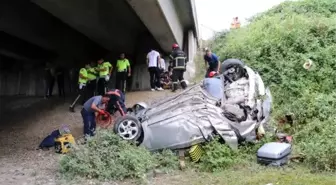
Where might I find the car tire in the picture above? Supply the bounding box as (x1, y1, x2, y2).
(113, 115, 143, 142)
(221, 59, 245, 72)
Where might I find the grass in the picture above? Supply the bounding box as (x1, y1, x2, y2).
(153, 165, 336, 185)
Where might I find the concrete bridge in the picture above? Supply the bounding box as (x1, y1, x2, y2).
(0, 0, 199, 95)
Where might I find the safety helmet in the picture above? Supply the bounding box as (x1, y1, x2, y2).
(172, 43, 179, 49)
(208, 71, 218, 78)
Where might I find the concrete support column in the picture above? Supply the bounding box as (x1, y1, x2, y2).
(131, 57, 150, 91)
(184, 30, 196, 81)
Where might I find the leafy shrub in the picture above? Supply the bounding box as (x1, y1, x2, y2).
(209, 0, 336, 171)
(60, 130, 178, 181)
(196, 134, 275, 172)
(152, 149, 179, 173)
(294, 117, 336, 171)
(196, 138, 242, 172)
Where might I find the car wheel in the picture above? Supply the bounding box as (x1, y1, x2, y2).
(113, 115, 142, 142)
(221, 59, 245, 72)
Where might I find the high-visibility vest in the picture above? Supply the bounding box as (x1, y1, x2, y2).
(98, 61, 112, 77)
(116, 59, 130, 72)
(78, 68, 88, 84)
(87, 67, 97, 81)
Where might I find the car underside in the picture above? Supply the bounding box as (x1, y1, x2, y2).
(114, 59, 272, 151)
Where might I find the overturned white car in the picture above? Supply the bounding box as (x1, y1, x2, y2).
(114, 59, 272, 151)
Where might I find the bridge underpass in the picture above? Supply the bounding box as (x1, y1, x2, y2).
(0, 0, 198, 96)
(0, 1, 199, 179)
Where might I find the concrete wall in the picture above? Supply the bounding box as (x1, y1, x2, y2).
(32, 0, 150, 54)
(0, 1, 105, 62)
(157, 0, 184, 47)
(0, 55, 74, 96)
(0, 0, 106, 96)
(126, 0, 184, 53)
(184, 30, 197, 81)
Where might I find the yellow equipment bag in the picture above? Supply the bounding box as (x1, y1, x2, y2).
(54, 134, 75, 154)
(189, 144, 204, 162)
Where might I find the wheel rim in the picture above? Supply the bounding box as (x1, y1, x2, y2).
(117, 120, 139, 140)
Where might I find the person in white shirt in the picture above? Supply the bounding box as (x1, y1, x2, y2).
(159, 55, 166, 72)
(147, 49, 163, 91)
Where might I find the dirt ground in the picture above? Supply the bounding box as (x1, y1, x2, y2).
(0, 90, 175, 185)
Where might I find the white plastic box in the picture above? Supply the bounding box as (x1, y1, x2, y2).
(257, 142, 292, 166)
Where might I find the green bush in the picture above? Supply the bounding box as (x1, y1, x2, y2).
(196, 134, 275, 172)
(210, 0, 336, 171)
(60, 130, 178, 181)
(197, 137, 243, 172)
(294, 117, 336, 171)
(152, 149, 179, 173)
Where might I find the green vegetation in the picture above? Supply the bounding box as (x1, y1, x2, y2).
(60, 130, 178, 182)
(210, 0, 336, 171)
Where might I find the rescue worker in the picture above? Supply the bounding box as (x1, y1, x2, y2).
(204, 49, 220, 77)
(81, 95, 110, 137)
(116, 53, 131, 93)
(96, 58, 113, 95)
(87, 61, 98, 98)
(105, 89, 127, 116)
(169, 43, 188, 92)
(69, 64, 89, 112)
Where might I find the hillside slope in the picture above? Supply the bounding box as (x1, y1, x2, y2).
(211, 0, 336, 171)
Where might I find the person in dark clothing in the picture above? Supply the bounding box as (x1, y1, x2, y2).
(169, 44, 188, 92)
(44, 62, 55, 99)
(81, 95, 110, 136)
(56, 65, 65, 98)
(105, 89, 127, 116)
(204, 49, 220, 77)
(69, 68, 79, 94)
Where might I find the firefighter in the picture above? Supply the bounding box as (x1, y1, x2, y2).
(96, 58, 113, 95)
(105, 89, 127, 117)
(169, 43, 188, 92)
(69, 63, 89, 112)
